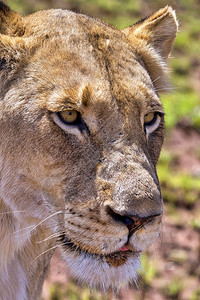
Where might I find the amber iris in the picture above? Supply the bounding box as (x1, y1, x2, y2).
(59, 110, 78, 123)
(144, 112, 156, 125)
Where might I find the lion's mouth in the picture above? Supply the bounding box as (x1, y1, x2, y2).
(59, 233, 140, 267)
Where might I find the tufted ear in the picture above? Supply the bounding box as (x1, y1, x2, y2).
(123, 6, 178, 92)
(0, 34, 27, 62)
(0, 1, 24, 36)
(0, 2, 28, 73)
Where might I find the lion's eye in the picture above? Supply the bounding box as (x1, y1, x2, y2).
(51, 109, 89, 137)
(58, 110, 79, 124)
(144, 112, 161, 135)
(144, 112, 155, 125)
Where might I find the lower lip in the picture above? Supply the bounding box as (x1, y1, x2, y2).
(60, 233, 133, 256)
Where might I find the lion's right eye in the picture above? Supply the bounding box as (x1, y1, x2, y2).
(144, 112, 162, 135)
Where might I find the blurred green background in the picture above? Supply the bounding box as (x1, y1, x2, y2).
(6, 0, 200, 299)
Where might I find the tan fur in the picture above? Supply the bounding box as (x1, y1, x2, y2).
(0, 2, 178, 299)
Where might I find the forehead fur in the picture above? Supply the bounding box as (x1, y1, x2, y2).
(23, 10, 158, 106)
(0, 4, 177, 98)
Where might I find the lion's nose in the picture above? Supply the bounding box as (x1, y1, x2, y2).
(106, 206, 162, 237)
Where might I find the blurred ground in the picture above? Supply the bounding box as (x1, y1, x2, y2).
(5, 0, 200, 299)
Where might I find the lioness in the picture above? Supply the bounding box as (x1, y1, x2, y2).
(0, 2, 178, 299)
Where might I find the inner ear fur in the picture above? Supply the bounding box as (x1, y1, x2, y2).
(123, 6, 178, 92)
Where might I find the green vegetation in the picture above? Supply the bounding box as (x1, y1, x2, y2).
(162, 278, 183, 299)
(140, 253, 158, 286)
(158, 151, 200, 207)
(49, 281, 109, 300)
(5, 0, 200, 299)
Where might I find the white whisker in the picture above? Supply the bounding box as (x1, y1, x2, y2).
(0, 210, 26, 215)
(13, 225, 36, 237)
(34, 244, 59, 261)
(13, 210, 63, 237)
(151, 76, 161, 84)
(155, 86, 180, 92)
(34, 241, 69, 261)
(36, 232, 60, 244)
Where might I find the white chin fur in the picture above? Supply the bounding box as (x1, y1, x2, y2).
(60, 248, 141, 292)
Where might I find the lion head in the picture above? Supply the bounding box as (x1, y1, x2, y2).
(0, 2, 178, 298)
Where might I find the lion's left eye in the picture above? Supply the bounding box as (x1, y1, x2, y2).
(57, 110, 79, 124)
(51, 109, 88, 137)
(144, 112, 161, 135)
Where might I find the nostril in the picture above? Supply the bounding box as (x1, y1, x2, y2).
(106, 206, 134, 227)
(105, 206, 162, 233)
(124, 216, 134, 227)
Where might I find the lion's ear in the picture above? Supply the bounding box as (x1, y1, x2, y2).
(0, 35, 26, 74)
(0, 3, 29, 72)
(123, 6, 178, 92)
(0, 1, 24, 36)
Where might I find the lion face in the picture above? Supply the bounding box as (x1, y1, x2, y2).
(0, 3, 178, 294)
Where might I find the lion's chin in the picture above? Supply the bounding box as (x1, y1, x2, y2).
(59, 243, 141, 292)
